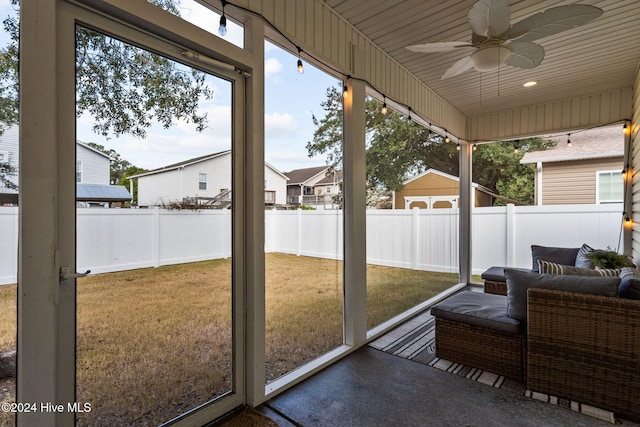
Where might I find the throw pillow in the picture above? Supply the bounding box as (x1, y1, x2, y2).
(504, 268, 619, 323)
(575, 243, 595, 269)
(537, 260, 619, 276)
(531, 245, 580, 272)
(618, 267, 640, 300)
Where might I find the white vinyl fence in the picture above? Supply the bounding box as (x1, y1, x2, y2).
(0, 203, 624, 285)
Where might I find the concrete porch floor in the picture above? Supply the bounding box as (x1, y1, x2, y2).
(258, 346, 627, 426)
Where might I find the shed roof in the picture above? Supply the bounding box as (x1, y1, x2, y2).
(520, 126, 624, 165)
(76, 184, 132, 202)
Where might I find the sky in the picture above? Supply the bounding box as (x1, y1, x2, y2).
(0, 0, 340, 174)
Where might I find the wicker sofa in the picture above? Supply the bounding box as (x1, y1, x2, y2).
(431, 245, 640, 422)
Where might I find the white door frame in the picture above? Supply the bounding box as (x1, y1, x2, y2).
(18, 1, 248, 425)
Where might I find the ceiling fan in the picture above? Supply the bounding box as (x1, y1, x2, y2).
(405, 0, 603, 79)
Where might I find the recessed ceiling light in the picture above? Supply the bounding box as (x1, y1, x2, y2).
(523, 81, 537, 87)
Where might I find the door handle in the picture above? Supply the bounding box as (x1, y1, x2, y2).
(60, 266, 91, 283)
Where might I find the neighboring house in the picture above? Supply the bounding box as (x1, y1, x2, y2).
(130, 150, 288, 207)
(520, 126, 624, 205)
(0, 125, 131, 206)
(393, 169, 520, 209)
(285, 166, 342, 208)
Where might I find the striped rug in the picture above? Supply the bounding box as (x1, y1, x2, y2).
(369, 310, 618, 424)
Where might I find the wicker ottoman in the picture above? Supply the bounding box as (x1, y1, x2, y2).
(431, 291, 525, 381)
(481, 266, 531, 296)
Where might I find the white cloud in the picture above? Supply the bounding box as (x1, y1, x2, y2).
(265, 112, 297, 137)
(264, 57, 282, 78)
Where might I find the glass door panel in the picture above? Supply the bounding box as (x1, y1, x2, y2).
(263, 40, 344, 383)
(74, 25, 238, 425)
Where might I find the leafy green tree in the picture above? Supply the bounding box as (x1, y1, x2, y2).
(307, 85, 555, 206)
(1, 0, 213, 138)
(473, 139, 555, 205)
(119, 166, 148, 205)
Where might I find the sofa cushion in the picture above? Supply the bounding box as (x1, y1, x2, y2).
(575, 243, 595, 269)
(531, 245, 580, 272)
(431, 291, 521, 334)
(618, 267, 640, 300)
(505, 269, 620, 323)
(537, 260, 619, 277)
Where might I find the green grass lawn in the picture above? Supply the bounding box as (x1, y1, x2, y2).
(0, 253, 458, 426)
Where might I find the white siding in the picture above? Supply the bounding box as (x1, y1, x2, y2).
(0, 127, 110, 190)
(0, 125, 19, 193)
(265, 166, 287, 205)
(631, 68, 640, 263)
(137, 155, 232, 206)
(137, 153, 288, 207)
(137, 168, 188, 206)
(76, 143, 110, 184)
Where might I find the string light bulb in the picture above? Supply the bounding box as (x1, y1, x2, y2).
(456, 144, 461, 151)
(296, 47, 304, 74)
(623, 122, 629, 134)
(408, 107, 412, 122)
(381, 96, 388, 115)
(514, 146, 519, 154)
(624, 213, 633, 227)
(567, 134, 571, 147)
(472, 144, 478, 151)
(342, 78, 349, 99)
(444, 130, 450, 143)
(622, 167, 628, 180)
(218, 0, 228, 36)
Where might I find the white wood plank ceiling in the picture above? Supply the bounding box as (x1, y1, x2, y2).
(322, 0, 640, 118)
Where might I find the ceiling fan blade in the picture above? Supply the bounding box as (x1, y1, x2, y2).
(468, 0, 510, 38)
(406, 42, 472, 53)
(504, 41, 545, 69)
(507, 5, 603, 42)
(441, 56, 474, 80)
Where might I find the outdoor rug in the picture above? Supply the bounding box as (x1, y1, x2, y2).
(369, 309, 619, 424)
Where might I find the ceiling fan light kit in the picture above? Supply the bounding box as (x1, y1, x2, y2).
(470, 46, 510, 71)
(406, 0, 604, 79)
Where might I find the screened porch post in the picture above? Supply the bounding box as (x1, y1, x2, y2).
(459, 141, 472, 284)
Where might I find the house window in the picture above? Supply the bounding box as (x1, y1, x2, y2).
(198, 173, 207, 190)
(326, 186, 332, 194)
(597, 171, 623, 203)
(76, 160, 83, 183)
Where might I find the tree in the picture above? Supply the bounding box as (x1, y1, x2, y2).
(472, 139, 555, 205)
(1, 0, 214, 138)
(307, 85, 555, 206)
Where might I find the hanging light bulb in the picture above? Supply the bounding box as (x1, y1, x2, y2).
(456, 144, 461, 151)
(567, 134, 572, 146)
(408, 107, 412, 122)
(623, 122, 629, 134)
(218, 0, 228, 37)
(514, 146, 519, 154)
(472, 144, 478, 151)
(444, 131, 450, 143)
(342, 84, 349, 98)
(381, 96, 388, 115)
(624, 213, 633, 227)
(296, 47, 304, 74)
(622, 167, 629, 180)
